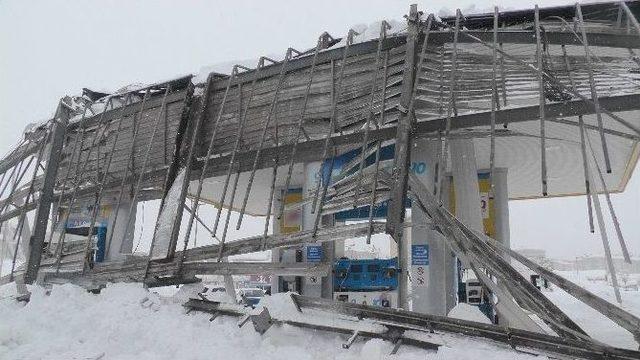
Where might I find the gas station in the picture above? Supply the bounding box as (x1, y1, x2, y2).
(1, 2, 640, 355)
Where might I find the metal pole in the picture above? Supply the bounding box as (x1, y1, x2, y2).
(216, 61, 263, 259)
(260, 109, 283, 251)
(308, 28, 357, 224)
(74, 95, 137, 271)
(351, 22, 390, 209)
(436, 9, 461, 203)
(101, 89, 151, 261)
(586, 162, 623, 304)
(0, 157, 34, 219)
(432, 17, 640, 138)
(534, 5, 549, 197)
(43, 105, 91, 254)
(576, 2, 612, 174)
(212, 66, 252, 235)
(585, 132, 632, 264)
(489, 7, 499, 195)
(24, 100, 71, 283)
(116, 84, 173, 256)
(169, 69, 236, 267)
(561, 44, 595, 233)
(52, 97, 118, 267)
(166, 73, 247, 279)
(620, 1, 640, 35)
(9, 122, 53, 281)
(386, 4, 422, 310)
(365, 50, 391, 244)
(236, 51, 294, 229)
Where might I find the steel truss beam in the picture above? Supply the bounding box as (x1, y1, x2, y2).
(1, 91, 637, 223)
(26, 222, 384, 287)
(185, 298, 440, 354)
(41, 262, 331, 286)
(206, 31, 640, 93)
(292, 294, 640, 360)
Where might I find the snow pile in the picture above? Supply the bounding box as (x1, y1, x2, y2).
(546, 270, 640, 350)
(447, 303, 491, 324)
(331, 19, 405, 48)
(0, 282, 547, 360)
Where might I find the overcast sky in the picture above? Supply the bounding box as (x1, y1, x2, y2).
(0, 0, 637, 260)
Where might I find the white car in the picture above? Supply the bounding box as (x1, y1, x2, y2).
(236, 288, 265, 306)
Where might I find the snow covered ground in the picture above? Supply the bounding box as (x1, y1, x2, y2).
(1, 282, 547, 360)
(0, 269, 638, 359)
(545, 270, 640, 349)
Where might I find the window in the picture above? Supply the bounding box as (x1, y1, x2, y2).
(367, 264, 380, 272)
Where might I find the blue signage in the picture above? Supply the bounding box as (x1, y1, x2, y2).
(307, 246, 323, 262)
(324, 144, 422, 221)
(411, 244, 429, 266)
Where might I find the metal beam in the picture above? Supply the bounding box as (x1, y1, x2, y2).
(7, 94, 636, 217)
(430, 30, 640, 49)
(483, 235, 640, 343)
(386, 4, 420, 239)
(26, 92, 639, 211)
(204, 30, 640, 93)
(293, 294, 640, 360)
(24, 101, 71, 284)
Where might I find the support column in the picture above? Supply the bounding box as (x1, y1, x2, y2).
(410, 139, 456, 315)
(105, 197, 137, 260)
(269, 161, 333, 299)
(449, 139, 483, 232)
(302, 161, 327, 298)
(492, 169, 510, 253)
(271, 185, 302, 294)
(449, 138, 483, 316)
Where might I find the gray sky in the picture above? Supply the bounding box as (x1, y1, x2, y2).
(1, 0, 637, 260)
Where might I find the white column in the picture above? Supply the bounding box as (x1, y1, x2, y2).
(491, 167, 512, 326)
(106, 198, 136, 261)
(302, 161, 323, 298)
(410, 139, 456, 315)
(449, 139, 484, 232)
(492, 168, 510, 251)
(270, 193, 281, 293)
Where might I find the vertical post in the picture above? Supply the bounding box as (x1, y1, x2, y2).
(25, 100, 71, 284)
(411, 139, 455, 315)
(489, 7, 499, 194)
(534, 5, 548, 197)
(589, 174, 623, 304)
(386, 3, 420, 309)
(436, 9, 461, 202)
(352, 21, 391, 209)
(561, 44, 595, 233)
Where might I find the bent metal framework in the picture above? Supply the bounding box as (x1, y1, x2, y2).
(1, 1, 640, 358)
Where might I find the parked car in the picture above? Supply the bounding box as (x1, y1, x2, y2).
(236, 288, 265, 306)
